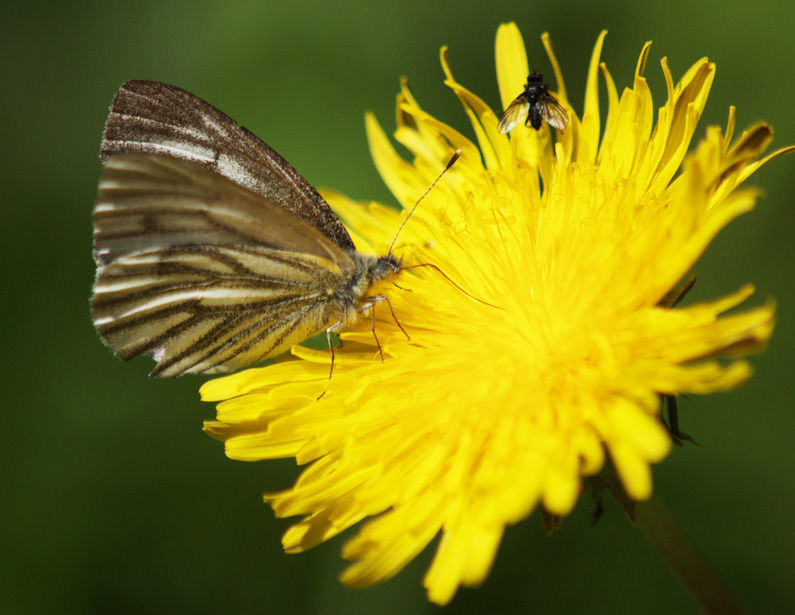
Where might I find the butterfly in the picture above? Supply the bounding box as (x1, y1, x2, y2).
(92, 80, 407, 378)
(497, 71, 569, 133)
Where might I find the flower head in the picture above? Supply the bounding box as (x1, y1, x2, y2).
(202, 23, 790, 605)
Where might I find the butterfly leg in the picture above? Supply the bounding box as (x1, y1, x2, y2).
(317, 321, 344, 401)
(379, 295, 410, 342)
(325, 321, 346, 378)
(360, 300, 384, 363)
(359, 294, 411, 365)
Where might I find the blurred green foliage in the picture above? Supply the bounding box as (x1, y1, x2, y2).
(2, 1, 793, 613)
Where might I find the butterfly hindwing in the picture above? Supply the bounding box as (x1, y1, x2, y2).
(93, 155, 354, 377)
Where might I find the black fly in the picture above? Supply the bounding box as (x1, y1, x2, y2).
(498, 72, 569, 134)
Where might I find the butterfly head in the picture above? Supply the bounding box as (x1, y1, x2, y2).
(368, 254, 403, 284)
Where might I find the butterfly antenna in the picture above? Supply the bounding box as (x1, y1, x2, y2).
(387, 149, 462, 257)
(400, 263, 503, 310)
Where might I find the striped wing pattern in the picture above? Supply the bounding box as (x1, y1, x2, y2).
(93, 155, 353, 377)
(101, 80, 356, 252)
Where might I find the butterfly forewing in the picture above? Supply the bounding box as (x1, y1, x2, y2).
(101, 80, 356, 252)
(93, 155, 354, 377)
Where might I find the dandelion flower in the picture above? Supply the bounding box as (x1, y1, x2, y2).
(202, 23, 790, 605)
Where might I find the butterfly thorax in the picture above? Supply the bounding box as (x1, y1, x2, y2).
(329, 252, 402, 325)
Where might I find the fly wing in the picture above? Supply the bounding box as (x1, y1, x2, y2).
(540, 95, 570, 131)
(100, 80, 356, 252)
(93, 155, 352, 377)
(497, 94, 530, 134)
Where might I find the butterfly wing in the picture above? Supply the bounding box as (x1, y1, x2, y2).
(101, 80, 356, 252)
(540, 95, 570, 131)
(93, 155, 354, 377)
(497, 94, 530, 134)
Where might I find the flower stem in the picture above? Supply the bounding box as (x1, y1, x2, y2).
(635, 495, 744, 615)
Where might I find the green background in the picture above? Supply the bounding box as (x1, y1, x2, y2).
(3, 1, 793, 613)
